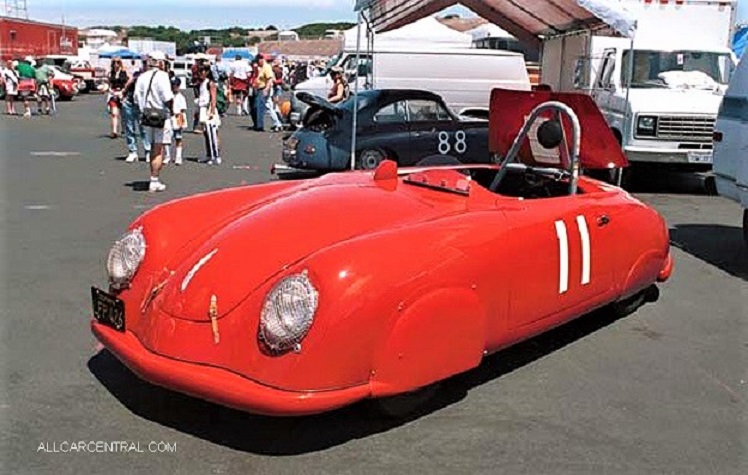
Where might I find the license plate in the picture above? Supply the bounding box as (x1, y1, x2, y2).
(687, 151, 712, 164)
(91, 286, 125, 331)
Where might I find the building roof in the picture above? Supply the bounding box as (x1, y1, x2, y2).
(258, 39, 342, 59)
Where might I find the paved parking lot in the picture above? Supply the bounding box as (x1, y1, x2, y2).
(1, 94, 746, 474)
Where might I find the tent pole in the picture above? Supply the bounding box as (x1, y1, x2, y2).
(619, 36, 635, 186)
(351, 10, 363, 171)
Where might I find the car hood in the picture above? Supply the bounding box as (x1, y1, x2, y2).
(158, 180, 441, 321)
(626, 89, 724, 115)
(297, 91, 341, 116)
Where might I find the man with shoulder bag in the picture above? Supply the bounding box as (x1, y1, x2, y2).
(133, 51, 174, 192)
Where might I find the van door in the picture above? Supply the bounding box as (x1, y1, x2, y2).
(592, 49, 617, 112)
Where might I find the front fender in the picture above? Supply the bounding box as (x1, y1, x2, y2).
(369, 287, 487, 397)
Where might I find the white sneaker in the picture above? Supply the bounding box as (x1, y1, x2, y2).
(163, 156, 171, 165)
(148, 181, 167, 192)
(175, 158, 183, 166)
(125, 152, 138, 163)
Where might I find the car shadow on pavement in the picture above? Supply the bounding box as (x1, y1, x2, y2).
(87, 303, 638, 455)
(670, 224, 747, 280)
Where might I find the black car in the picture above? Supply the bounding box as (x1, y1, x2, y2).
(281, 89, 490, 171)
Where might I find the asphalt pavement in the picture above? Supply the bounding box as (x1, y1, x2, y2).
(1, 93, 746, 474)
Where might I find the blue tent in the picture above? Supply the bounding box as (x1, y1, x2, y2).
(99, 48, 143, 60)
(734, 26, 747, 59)
(222, 48, 254, 61)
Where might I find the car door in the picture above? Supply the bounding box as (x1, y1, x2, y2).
(406, 99, 465, 164)
(358, 99, 411, 162)
(501, 194, 619, 332)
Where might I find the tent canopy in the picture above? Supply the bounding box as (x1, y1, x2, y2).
(343, 16, 473, 50)
(355, 0, 636, 48)
(222, 48, 254, 60)
(98, 48, 143, 59)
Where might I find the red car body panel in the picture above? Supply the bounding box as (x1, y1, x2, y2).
(91, 93, 670, 416)
(489, 89, 629, 170)
(51, 77, 76, 98)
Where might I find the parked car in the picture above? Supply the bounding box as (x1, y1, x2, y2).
(280, 89, 490, 172)
(713, 56, 748, 245)
(0, 65, 77, 101)
(90, 90, 672, 417)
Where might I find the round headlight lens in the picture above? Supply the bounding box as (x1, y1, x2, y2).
(259, 272, 318, 353)
(106, 228, 146, 289)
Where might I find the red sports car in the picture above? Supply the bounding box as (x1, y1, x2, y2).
(91, 90, 673, 417)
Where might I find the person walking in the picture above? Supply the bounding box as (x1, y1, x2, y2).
(229, 54, 251, 116)
(15, 58, 37, 117)
(251, 54, 275, 132)
(34, 63, 55, 115)
(107, 57, 129, 138)
(268, 58, 285, 131)
(123, 64, 150, 162)
(196, 64, 222, 165)
(170, 77, 187, 166)
(1, 61, 19, 115)
(133, 51, 173, 192)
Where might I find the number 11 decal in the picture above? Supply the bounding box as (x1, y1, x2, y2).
(555, 216, 591, 294)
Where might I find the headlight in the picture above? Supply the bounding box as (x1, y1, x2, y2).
(259, 271, 318, 353)
(636, 116, 657, 137)
(106, 228, 146, 290)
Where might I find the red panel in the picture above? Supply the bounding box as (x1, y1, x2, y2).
(0, 18, 78, 61)
(489, 88, 629, 170)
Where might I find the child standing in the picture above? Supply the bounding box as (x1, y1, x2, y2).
(170, 77, 187, 166)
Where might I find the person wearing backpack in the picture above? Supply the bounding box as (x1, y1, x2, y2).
(197, 64, 222, 165)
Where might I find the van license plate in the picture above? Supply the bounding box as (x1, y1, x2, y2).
(687, 151, 712, 164)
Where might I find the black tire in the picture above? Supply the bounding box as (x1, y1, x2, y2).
(373, 383, 440, 419)
(356, 149, 386, 170)
(612, 285, 659, 318)
(743, 209, 748, 247)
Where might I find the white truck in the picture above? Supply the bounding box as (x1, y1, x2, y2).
(541, 0, 737, 179)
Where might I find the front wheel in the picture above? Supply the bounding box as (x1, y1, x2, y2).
(373, 383, 440, 419)
(743, 209, 747, 247)
(356, 149, 386, 170)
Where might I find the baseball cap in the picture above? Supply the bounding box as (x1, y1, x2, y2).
(170, 77, 181, 87)
(148, 51, 166, 61)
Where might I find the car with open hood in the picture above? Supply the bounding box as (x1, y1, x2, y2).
(278, 89, 491, 173)
(91, 89, 671, 417)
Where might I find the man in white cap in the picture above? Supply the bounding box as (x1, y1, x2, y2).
(133, 51, 173, 192)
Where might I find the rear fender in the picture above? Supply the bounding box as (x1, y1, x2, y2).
(369, 287, 486, 397)
(620, 250, 666, 301)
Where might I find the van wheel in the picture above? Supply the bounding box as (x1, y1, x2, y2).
(357, 149, 385, 170)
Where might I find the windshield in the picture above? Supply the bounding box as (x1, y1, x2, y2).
(622, 50, 732, 88)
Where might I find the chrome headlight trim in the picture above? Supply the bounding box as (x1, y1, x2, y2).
(106, 227, 146, 290)
(259, 271, 319, 353)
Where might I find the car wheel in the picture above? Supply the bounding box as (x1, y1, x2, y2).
(612, 285, 659, 318)
(373, 383, 440, 419)
(743, 209, 748, 247)
(357, 149, 386, 170)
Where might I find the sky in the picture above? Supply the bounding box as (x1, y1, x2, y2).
(24, 0, 748, 30)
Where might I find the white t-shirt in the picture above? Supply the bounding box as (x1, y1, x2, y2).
(133, 69, 174, 112)
(198, 78, 212, 107)
(171, 92, 187, 129)
(230, 60, 250, 80)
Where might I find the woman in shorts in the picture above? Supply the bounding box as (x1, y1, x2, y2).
(107, 57, 129, 138)
(1, 61, 19, 115)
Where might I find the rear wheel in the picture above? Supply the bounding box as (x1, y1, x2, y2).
(612, 285, 659, 318)
(356, 149, 386, 170)
(373, 383, 440, 419)
(743, 209, 747, 247)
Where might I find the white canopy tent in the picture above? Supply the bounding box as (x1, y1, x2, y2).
(343, 16, 473, 50)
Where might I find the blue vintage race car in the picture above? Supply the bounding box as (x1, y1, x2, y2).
(279, 90, 490, 172)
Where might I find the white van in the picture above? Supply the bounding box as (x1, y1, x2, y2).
(290, 47, 530, 125)
(713, 56, 748, 244)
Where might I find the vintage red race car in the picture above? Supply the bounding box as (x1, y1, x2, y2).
(91, 90, 673, 417)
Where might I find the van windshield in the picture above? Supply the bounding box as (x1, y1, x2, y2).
(622, 50, 732, 88)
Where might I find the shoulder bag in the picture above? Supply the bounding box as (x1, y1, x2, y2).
(140, 71, 168, 128)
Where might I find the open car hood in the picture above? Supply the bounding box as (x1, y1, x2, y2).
(489, 89, 628, 170)
(297, 91, 342, 116)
